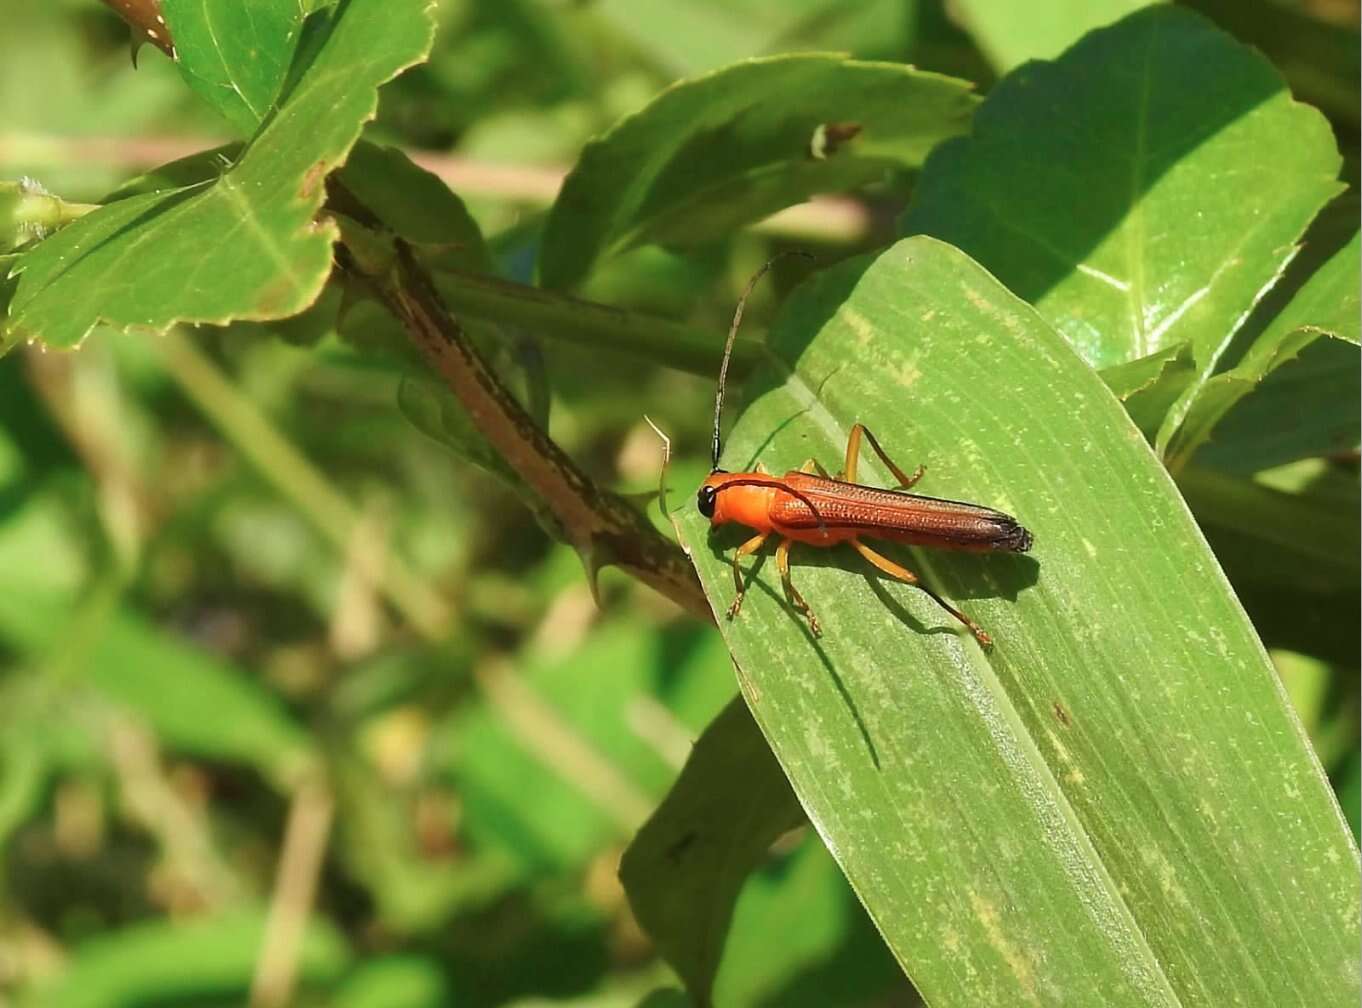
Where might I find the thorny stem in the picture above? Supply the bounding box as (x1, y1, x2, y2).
(363, 241, 713, 623)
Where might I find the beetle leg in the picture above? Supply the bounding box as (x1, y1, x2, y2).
(842, 423, 925, 490)
(798, 458, 831, 477)
(850, 538, 992, 648)
(727, 532, 769, 619)
(776, 538, 821, 637)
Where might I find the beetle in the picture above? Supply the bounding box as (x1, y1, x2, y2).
(698, 256, 1033, 647)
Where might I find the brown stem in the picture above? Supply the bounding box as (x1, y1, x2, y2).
(247, 776, 334, 1008)
(100, 0, 177, 58)
(368, 242, 712, 622)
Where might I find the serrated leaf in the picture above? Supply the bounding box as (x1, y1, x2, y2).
(678, 237, 1359, 1006)
(1168, 232, 1360, 469)
(162, 0, 306, 133)
(620, 697, 803, 1003)
(901, 6, 1342, 439)
(540, 54, 978, 290)
(950, 0, 1160, 71)
(1, 0, 435, 354)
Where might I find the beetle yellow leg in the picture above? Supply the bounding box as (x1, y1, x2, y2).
(851, 538, 992, 648)
(842, 423, 925, 489)
(776, 538, 821, 637)
(727, 532, 769, 619)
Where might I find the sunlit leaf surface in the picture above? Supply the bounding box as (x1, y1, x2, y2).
(677, 237, 1359, 1007)
(901, 6, 1342, 444)
(541, 54, 977, 289)
(2, 0, 434, 353)
(1175, 233, 1360, 469)
(163, 0, 306, 133)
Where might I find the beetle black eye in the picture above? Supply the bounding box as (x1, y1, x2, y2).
(697, 485, 717, 518)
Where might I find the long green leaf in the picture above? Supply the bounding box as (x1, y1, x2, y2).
(677, 237, 1359, 1006)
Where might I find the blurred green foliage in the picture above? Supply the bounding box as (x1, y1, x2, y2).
(0, 1, 1356, 1006)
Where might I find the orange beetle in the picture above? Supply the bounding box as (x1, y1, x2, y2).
(699, 258, 1032, 646)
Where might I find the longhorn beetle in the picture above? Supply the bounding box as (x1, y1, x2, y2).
(697, 256, 1033, 648)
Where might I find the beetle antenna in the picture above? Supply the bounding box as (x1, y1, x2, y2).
(712, 251, 814, 471)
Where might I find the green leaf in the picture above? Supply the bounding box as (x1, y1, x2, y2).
(434, 619, 672, 893)
(397, 375, 567, 542)
(1184, 0, 1361, 132)
(1193, 336, 1360, 473)
(102, 143, 245, 201)
(162, 0, 307, 133)
(0, 584, 315, 786)
(1272, 649, 1359, 773)
(29, 909, 349, 1008)
(715, 829, 909, 1006)
(677, 237, 1359, 1006)
(620, 697, 804, 1003)
(1336, 749, 1362, 841)
(950, 0, 1160, 71)
(1, 0, 435, 354)
(1169, 233, 1361, 470)
(901, 6, 1342, 440)
(1178, 460, 1359, 667)
(334, 141, 493, 274)
(1099, 342, 1196, 440)
(0, 731, 46, 845)
(1176, 462, 1358, 595)
(332, 956, 450, 1008)
(588, 0, 769, 78)
(540, 54, 978, 290)
(635, 989, 692, 1008)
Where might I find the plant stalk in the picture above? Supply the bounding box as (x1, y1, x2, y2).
(365, 241, 713, 622)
